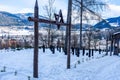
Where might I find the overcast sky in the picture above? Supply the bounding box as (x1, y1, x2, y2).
(0, 0, 120, 19)
(102, 0, 120, 19)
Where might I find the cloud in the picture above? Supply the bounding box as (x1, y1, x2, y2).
(0, 4, 33, 14)
(109, 4, 120, 16)
(102, 4, 120, 18)
(0, 4, 17, 13)
(16, 8, 33, 13)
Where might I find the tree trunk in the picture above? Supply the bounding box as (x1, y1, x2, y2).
(66, 0, 72, 69)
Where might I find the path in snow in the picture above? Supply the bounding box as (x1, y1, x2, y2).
(93, 56, 120, 80)
(76, 56, 120, 80)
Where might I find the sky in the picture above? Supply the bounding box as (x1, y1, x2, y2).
(102, 0, 120, 19)
(0, 0, 68, 16)
(0, 0, 120, 19)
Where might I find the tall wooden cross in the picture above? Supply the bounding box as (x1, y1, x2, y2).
(28, 0, 72, 78)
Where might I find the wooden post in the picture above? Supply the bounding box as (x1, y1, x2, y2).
(106, 33, 108, 55)
(82, 48, 85, 56)
(117, 38, 119, 55)
(80, 0, 83, 49)
(67, 0, 72, 69)
(92, 49, 94, 57)
(34, 0, 39, 78)
(110, 36, 113, 56)
(114, 39, 117, 55)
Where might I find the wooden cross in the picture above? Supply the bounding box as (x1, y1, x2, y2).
(28, 0, 72, 78)
(28, 10, 68, 28)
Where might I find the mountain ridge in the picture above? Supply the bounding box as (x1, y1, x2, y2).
(1, 11, 120, 31)
(94, 16, 120, 29)
(0, 11, 88, 30)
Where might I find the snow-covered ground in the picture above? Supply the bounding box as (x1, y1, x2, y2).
(0, 49, 119, 80)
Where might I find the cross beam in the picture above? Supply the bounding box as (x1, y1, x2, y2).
(28, 17, 69, 26)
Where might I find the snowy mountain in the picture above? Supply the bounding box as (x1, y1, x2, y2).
(94, 16, 120, 29)
(0, 11, 48, 27)
(1, 11, 120, 31)
(15, 13, 34, 20)
(0, 11, 25, 26)
(15, 13, 48, 20)
(0, 11, 91, 30)
(72, 23, 91, 31)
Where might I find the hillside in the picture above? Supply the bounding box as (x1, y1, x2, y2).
(0, 11, 92, 30)
(1, 11, 120, 31)
(0, 11, 47, 26)
(0, 11, 27, 26)
(94, 16, 120, 29)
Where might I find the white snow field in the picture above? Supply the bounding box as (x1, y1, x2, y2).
(0, 49, 119, 80)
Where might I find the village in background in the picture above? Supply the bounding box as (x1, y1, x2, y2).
(0, 24, 114, 51)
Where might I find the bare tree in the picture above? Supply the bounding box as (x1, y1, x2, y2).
(43, 0, 56, 47)
(73, 0, 107, 20)
(72, 0, 107, 49)
(93, 31, 99, 50)
(71, 31, 78, 48)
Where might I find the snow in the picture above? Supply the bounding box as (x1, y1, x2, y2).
(0, 27, 33, 36)
(113, 31, 120, 35)
(0, 49, 119, 80)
